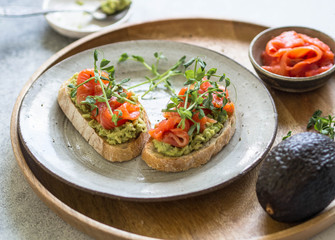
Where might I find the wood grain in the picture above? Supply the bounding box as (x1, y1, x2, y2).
(10, 18, 335, 240)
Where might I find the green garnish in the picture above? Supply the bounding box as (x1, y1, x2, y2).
(163, 57, 231, 135)
(100, 0, 131, 15)
(307, 109, 322, 129)
(69, 50, 134, 125)
(307, 110, 335, 140)
(75, 0, 84, 6)
(118, 52, 185, 97)
(282, 131, 292, 140)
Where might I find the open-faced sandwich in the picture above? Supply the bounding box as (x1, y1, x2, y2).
(141, 57, 236, 172)
(57, 51, 150, 162)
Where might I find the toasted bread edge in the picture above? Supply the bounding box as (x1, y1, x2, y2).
(141, 112, 236, 172)
(57, 78, 150, 162)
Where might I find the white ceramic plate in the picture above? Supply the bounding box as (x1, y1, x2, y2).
(43, 0, 132, 38)
(18, 40, 277, 201)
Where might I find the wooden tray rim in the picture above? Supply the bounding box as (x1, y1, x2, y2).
(10, 17, 335, 240)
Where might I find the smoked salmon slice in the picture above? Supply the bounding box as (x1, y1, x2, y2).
(262, 31, 334, 77)
(76, 69, 141, 130)
(149, 80, 234, 148)
(162, 129, 190, 148)
(76, 69, 109, 104)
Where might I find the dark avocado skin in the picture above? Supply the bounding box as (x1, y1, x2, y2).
(256, 132, 335, 223)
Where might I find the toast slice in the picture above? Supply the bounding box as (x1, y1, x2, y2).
(141, 112, 236, 172)
(57, 77, 150, 162)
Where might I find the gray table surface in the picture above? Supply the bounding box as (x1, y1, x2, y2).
(1, 0, 335, 239)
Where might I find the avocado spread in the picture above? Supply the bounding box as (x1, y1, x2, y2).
(153, 121, 224, 157)
(100, 0, 131, 15)
(68, 73, 146, 145)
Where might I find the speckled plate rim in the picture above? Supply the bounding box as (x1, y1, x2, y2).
(16, 39, 278, 202)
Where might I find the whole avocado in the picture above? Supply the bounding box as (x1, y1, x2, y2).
(256, 132, 335, 223)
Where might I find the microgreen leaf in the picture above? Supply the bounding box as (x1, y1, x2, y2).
(120, 92, 128, 98)
(106, 88, 112, 98)
(165, 79, 172, 86)
(115, 109, 123, 117)
(203, 93, 213, 109)
(184, 70, 195, 80)
(166, 103, 176, 109)
(82, 95, 96, 105)
(188, 124, 197, 135)
(178, 118, 186, 129)
(100, 59, 110, 68)
(132, 55, 145, 63)
(225, 77, 231, 88)
(96, 96, 106, 102)
(101, 75, 109, 81)
(184, 78, 196, 86)
(118, 53, 129, 62)
(102, 65, 115, 73)
(307, 109, 322, 129)
(196, 122, 200, 133)
(120, 78, 131, 84)
(151, 63, 157, 75)
(170, 56, 186, 71)
(198, 58, 206, 70)
(112, 114, 119, 125)
(222, 97, 228, 107)
(154, 52, 166, 61)
(94, 50, 99, 62)
(70, 89, 77, 98)
(81, 96, 98, 114)
(219, 73, 226, 82)
(183, 57, 196, 69)
(206, 68, 217, 79)
(170, 96, 179, 104)
(198, 109, 205, 119)
(282, 131, 292, 140)
(195, 67, 206, 81)
(196, 97, 204, 104)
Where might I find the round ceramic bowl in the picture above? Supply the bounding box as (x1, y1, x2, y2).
(43, 0, 133, 39)
(249, 26, 335, 92)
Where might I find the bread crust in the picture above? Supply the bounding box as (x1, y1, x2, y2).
(57, 78, 150, 162)
(141, 112, 236, 172)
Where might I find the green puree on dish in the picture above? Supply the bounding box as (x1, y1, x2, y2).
(68, 73, 146, 145)
(153, 120, 225, 157)
(100, 0, 132, 15)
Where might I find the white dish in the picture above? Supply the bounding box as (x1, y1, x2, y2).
(18, 40, 277, 201)
(43, 0, 132, 38)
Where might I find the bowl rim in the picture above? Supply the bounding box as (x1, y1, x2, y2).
(42, 0, 133, 38)
(248, 25, 335, 82)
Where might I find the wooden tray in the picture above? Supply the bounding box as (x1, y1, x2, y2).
(10, 18, 335, 240)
